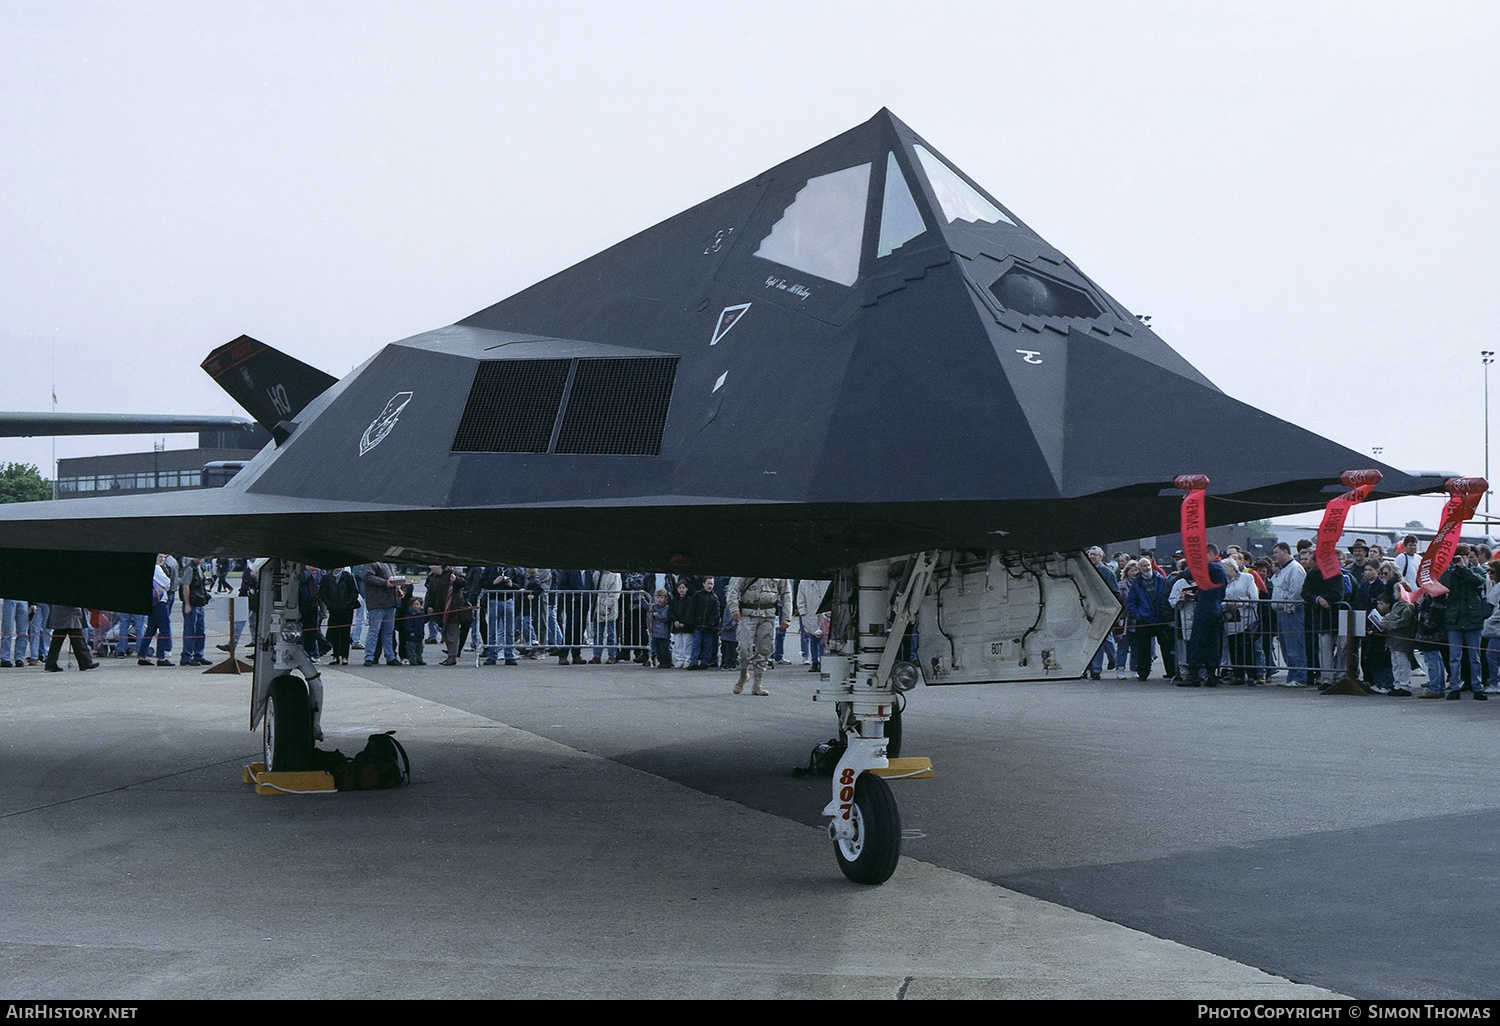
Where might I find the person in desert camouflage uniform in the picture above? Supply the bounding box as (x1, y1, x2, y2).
(725, 576, 791, 696)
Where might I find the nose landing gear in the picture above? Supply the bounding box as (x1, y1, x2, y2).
(819, 554, 936, 885)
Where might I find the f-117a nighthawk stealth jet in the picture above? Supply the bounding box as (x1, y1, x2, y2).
(0, 109, 1445, 883)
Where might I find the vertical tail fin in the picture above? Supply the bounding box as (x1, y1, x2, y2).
(201, 335, 339, 433)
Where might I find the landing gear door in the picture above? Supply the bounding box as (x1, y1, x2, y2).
(913, 550, 1119, 684)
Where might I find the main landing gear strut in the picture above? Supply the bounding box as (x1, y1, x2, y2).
(250, 558, 324, 772)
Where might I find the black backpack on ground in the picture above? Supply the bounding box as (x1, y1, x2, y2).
(791, 738, 846, 778)
(309, 732, 411, 790)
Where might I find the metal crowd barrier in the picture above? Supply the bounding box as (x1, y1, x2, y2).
(18, 583, 816, 671)
(1168, 597, 1326, 681)
(471, 587, 660, 662)
(1109, 598, 1359, 683)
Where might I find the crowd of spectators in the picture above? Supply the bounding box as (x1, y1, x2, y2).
(0, 561, 830, 676)
(1088, 533, 1500, 700)
(10, 538, 1500, 705)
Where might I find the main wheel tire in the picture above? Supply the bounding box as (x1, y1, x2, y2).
(265, 674, 313, 772)
(833, 771, 901, 885)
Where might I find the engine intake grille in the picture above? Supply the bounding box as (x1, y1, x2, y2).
(453, 356, 678, 456)
(554, 357, 677, 456)
(452, 359, 571, 453)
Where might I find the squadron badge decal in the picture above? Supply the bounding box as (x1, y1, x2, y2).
(360, 391, 413, 456)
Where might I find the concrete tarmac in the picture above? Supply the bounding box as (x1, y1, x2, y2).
(1, 651, 1394, 999)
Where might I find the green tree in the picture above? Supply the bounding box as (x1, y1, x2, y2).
(1404, 520, 1426, 531)
(0, 463, 52, 504)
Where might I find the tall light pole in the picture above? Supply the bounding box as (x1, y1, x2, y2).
(1372, 447, 1383, 529)
(1485, 351, 1494, 518)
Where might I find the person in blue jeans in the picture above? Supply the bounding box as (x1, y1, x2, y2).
(482, 567, 523, 665)
(1441, 546, 1487, 700)
(0, 597, 28, 667)
(180, 558, 211, 666)
(362, 562, 402, 666)
(27, 601, 52, 664)
(138, 557, 174, 666)
(1085, 547, 1120, 680)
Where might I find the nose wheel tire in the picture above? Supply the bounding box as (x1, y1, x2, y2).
(833, 772, 901, 885)
(264, 674, 313, 772)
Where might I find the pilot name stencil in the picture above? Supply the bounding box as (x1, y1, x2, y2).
(763, 275, 812, 300)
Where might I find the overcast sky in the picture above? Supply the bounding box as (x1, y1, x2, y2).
(2, 0, 1496, 533)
